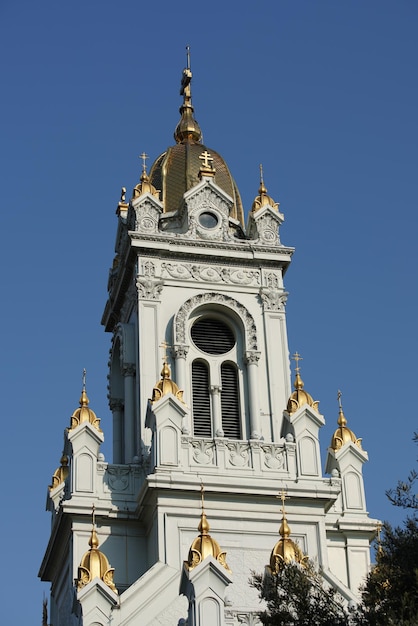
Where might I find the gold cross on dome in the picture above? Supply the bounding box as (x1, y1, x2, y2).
(199, 150, 214, 169)
(139, 152, 148, 173)
(292, 352, 303, 373)
(337, 389, 343, 410)
(259, 163, 264, 184)
(82, 368, 87, 391)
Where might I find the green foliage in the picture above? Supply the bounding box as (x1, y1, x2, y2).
(355, 518, 418, 626)
(386, 432, 418, 511)
(251, 561, 348, 626)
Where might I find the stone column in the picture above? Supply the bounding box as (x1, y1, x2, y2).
(173, 344, 189, 392)
(210, 385, 223, 437)
(109, 398, 123, 464)
(245, 351, 261, 439)
(122, 364, 136, 463)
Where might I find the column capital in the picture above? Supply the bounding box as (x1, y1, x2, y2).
(245, 351, 261, 365)
(173, 344, 189, 360)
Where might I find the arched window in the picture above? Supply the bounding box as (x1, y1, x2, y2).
(189, 315, 243, 440)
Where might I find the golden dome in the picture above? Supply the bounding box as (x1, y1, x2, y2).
(330, 391, 362, 451)
(148, 50, 244, 225)
(69, 370, 102, 432)
(251, 165, 279, 213)
(49, 453, 69, 491)
(185, 486, 230, 572)
(286, 353, 319, 415)
(269, 491, 308, 574)
(77, 507, 117, 593)
(152, 360, 184, 404)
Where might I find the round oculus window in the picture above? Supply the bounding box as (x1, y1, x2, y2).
(191, 318, 235, 355)
(198, 211, 219, 229)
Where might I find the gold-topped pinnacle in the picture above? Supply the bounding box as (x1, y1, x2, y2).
(251, 164, 279, 212)
(69, 370, 102, 432)
(330, 390, 362, 451)
(185, 483, 230, 572)
(49, 453, 69, 491)
(268, 488, 308, 574)
(151, 341, 184, 403)
(132, 152, 160, 200)
(76, 505, 117, 593)
(286, 353, 319, 414)
(174, 46, 202, 144)
(116, 186, 128, 216)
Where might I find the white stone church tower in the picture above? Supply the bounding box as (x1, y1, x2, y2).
(39, 56, 377, 626)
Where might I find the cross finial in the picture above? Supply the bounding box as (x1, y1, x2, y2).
(277, 489, 289, 515)
(337, 389, 343, 411)
(92, 503, 96, 527)
(186, 44, 191, 70)
(120, 186, 126, 202)
(160, 340, 170, 361)
(199, 150, 214, 169)
(139, 152, 148, 174)
(292, 352, 303, 374)
(82, 368, 87, 391)
(259, 163, 264, 184)
(200, 480, 205, 512)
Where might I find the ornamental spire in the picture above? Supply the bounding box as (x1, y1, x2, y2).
(330, 390, 362, 451)
(268, 489, 308, 573)
(174, 46, 202, 144)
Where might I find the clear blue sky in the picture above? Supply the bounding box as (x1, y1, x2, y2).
(1, 1, 417, 622)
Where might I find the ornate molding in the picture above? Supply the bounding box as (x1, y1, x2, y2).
(173, 344, 189, 360)
(174, 292, 258, 351)
(259, 288, 288, 311)
(132, 198, 162, 234)
(107, 466, 130, 491)
(161, 261, 260, 286)
(136, 277, 163, 300)
(190, 439, 215, 465)
(226, 441, 250, 467)
(245, 351, 261, 365)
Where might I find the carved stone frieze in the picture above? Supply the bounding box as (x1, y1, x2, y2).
(225, 610, 262, 625)
(174, 293, 258, 351)
(259, 288, 288, 312)
(161, 261, 260, 286)
(226, 441, 250, 468)
(261, 444, 286, 470)
(190, 439, 215, 465)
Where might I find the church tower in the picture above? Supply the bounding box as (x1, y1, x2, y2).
(40, 54, 377, 625)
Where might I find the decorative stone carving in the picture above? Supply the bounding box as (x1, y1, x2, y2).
(122, 364, 136, 377)
(259, 288, 288, 312)
(173, 344, 189, 360)
(161, 262, 260, 286)
(136, 276, 163, 300)
(132, 198, 162, 234)
(245, 351, 261, 365)
(190, 439, 215, 465)
(261, 444, 286, 470)
(254, 212, 281, 245)
(226, 442, 250, 468)
(185, 185, 230, 216)
(174, 293, 258, 351)
(264, 271, 280, 289)
(107, 466, 130, 491)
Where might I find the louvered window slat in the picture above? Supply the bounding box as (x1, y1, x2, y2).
(191, 318, 235, 355)
(192, 361, 212, 437)
(221, 363, 241, 439)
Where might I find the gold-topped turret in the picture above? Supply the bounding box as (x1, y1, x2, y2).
(330, 390, 362, 451)
(69, 369, 102, 432)
(269, 490, 308, 574)
(49, 453, 69, 491)
(152, 342, 184, 403)
(132, 152, 160, 200)
(251, 164, 279, 212)
(286, 353, 319, 415)
(76, 505, 117, 593)
(185, 485, 230, 572)
(174, 46, 202, 144)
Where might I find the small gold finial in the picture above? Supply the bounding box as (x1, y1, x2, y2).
(151, 340, 184, 403)
(131, 151, 160, 200)
(251, 164, 279, 212)
(76, 504, 117, 593)
(69, 371, 102, 431)
(269, 487, 307, 573)
(330, 390, 362, 451)
(286, 353, 319, 414)
(175, 45, 202, 144)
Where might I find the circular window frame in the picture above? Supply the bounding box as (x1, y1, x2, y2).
(198, 210, 220, 230)
(190, 315, 236, 356)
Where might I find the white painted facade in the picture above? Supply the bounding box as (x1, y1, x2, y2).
(39, 66, 377, 626)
